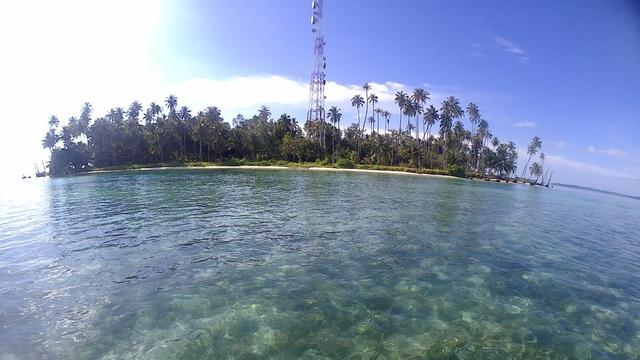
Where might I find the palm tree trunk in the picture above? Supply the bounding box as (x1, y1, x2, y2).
(332, 126, 335, 164)
(521, 155, 533, 180)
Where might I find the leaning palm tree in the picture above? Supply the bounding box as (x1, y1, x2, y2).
(394, 91, 408, 132)
(351, 95, 365, 129)
(529, 162, 543, 184)
(362, 83, 371, 131)
(521, 136, 542, 180)
(365, 93, 378, 132)
(327, 106, 342, 163)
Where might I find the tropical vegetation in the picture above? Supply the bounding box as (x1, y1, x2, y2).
(41, 90, 547, 183)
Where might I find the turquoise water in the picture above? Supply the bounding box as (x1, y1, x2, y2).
(1, 169, 639, 359)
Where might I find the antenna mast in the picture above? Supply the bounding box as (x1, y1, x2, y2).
(307, 0, 326, 129)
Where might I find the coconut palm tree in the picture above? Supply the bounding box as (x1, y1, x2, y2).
(439, 96, 463, 144)
(394, 91, 408, 132)
(258, 106, 271, 120)
(41, 128, 58, 151)
(410, 88, 430, 140)
(521, 136, 542, 180)
(423, 105, 439, 141)
(383, 110, 391, 134)
(529, 162, 543, 183)
(362, 83, 371, 131)
(178, 106, 192, 155)
(106, 107, 125, 124)
(48, 115, 60, 129)
(165, 95, 178, 115)
(327, 106, 342, 163)
(365, 93, 378, 132)
(375, 109, 383, 134)
(351, 95, 364, 129)
(78, 103, 92, 136)
(127, 101, 143, 122)
(466, 103, 480, 135)
(148, 102, 162, 121)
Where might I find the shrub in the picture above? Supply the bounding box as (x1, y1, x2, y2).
(336, 158, 356, 169)
(222, 158, 241, 166)
(447, 164, 466, 178)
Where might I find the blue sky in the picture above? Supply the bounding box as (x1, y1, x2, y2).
(1, 0, 639, 195)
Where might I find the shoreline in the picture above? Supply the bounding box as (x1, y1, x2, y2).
(74, 163, 536, 186)
(80, 165, 459, 180)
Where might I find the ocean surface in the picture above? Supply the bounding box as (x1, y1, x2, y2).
(0, 169, 639, 359)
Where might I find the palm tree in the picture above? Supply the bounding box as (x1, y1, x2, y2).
(521, 136, 542, 180)
(48, 115, 59, 129)
(351, 95, 365, 129)
(423, 105, 439, 141)
(410, 88, 430, 140)
(365, 93, 378, 132)
(327, 106, 342, 163)
(529, 162, 543, 184)
(439, 96, 463, 144)
(258, 106, 271, 120)
(362, 83, 371, 132)
(403, 100, 416, 134)
(375, 109, 382, 134)
(368, 116, 375, 133)
(538, 152, 546, 183)
(165, 95, 178, 115)
(383, 110, 391, 134)
(394, 91, 408, 132)
(127, 101, 143, 122)
(78, 103, 92, 136)
(178, 106, 192, 155)
(466, 103, 480, 135)
(41, 128, 58, 151)
(148, 102, 162, 121)
(106, 107, 125, 124)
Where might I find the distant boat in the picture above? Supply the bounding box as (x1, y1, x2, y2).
(35, 162, 46, 178)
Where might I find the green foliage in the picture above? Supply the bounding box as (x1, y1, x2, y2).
(447, 164, 466, 178)
(41, 96, 526, 180)
(336, 158, 356, 169)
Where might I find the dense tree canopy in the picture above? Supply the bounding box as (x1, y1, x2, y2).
(41, 91, 546, 182)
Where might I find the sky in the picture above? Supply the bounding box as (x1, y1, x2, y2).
(0, 0, 639, 196)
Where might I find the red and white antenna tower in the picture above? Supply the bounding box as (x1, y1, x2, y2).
(307, 0, 326, 126)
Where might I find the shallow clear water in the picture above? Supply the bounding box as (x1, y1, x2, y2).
(1, 169, 639, 359)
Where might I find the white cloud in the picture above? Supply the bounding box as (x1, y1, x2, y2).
(493, 35, 530, 64)
(587, 146, 626, 157)
(513, 121, 536, 128)
(494, 36, 524, 54)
